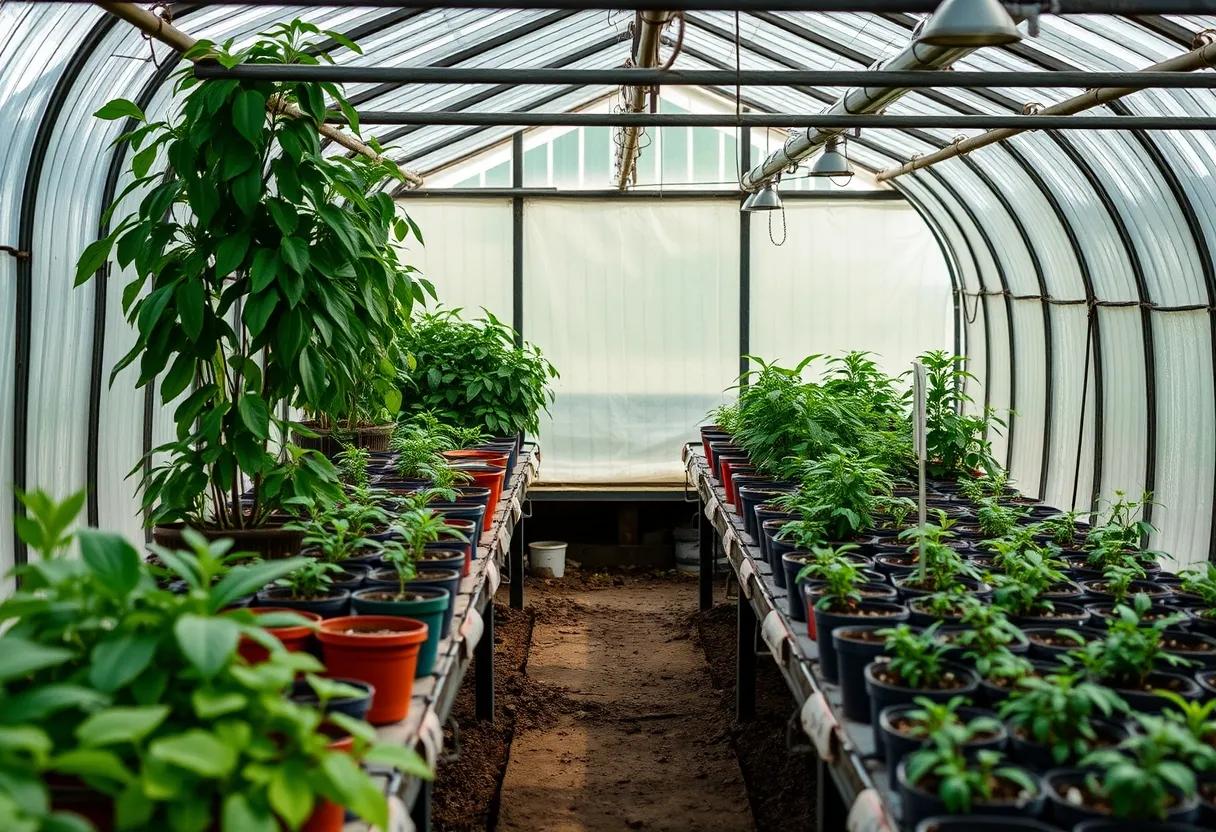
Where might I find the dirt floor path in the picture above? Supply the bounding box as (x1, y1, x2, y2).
(495, 578, 755, 832)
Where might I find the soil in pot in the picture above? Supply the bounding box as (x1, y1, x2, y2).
(351, 587, 451, 677)
(978, 661, 1061, 709)
(898, 759, 1045, 831)
(1083, 602, 1188, 632)
(813, 599, 908, 685)
(865, 660, 979, 750)
(417, 548, 466, 578)
(834, 626, 893, 723)
(1097, 671, 1202, 713)
(894, 575, 990, 602)
(1008, 718, 1127, 773)
(1079, 579, 1172, 603)
(1009, 604, 1091, 632)
(1044, 768, 1201, 828)
(881, 704, 1006, 788)
(255, 587, 352, 619)
(237, 607, 322, 664)
(316, 615, 428, 725)
(782, 550, 874, 619)
(1160, 631, 1216, 669)
(1024, 626, 1102, 662)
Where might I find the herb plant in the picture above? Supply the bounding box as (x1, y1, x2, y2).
(276, 557, 343, 599)
(1071, 594, 1192, 689)
(75, 23, 422, 530)
(879, 624, 951, 689)
(898, 695, 999, 743)
(917, 350, 1004, 479)
(905, 742, 1036, 813)
(999, 672, 1127, 765)
(1080, 715, 1201, 820)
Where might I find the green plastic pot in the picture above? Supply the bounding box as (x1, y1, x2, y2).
(351, 587, 451, 678)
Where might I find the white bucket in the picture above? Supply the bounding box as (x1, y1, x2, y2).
(528, 540, 568, 578)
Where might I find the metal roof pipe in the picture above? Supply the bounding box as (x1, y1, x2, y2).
(616, 10, 675, 189)
(740, 13, 1023, 191)
(875, 29, 1216, 182)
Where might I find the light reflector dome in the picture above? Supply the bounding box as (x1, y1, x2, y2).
(741, 182, 782, 212)
(809, 138, 854, 180)
(917, 0, 1022, 47)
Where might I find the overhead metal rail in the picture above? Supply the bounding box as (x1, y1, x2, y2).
(194, 64, 1216, 89)
(50, 1, 1216, 11)
(877, 30, 1216, 180)
(616, 10, 674, 189)
(326, 110, 1216, 128)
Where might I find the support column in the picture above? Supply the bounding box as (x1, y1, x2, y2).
(510, 517, 525, 610)
(698, 502, 714, 611)
(736, 586, 756, 721)
(475, 600, 495, 722)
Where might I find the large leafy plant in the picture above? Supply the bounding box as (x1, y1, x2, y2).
(75, 21, 422, 529)
(398, 309, 557, 436)
(3, 490, 430, 831)
(774, 449, 894, 541)
(917, 350, 1003, 479)
(1080, 715, 1202, 820)
(1071, 594, 1192, 689)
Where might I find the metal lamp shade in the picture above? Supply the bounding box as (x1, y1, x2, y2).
(917, 0, 1022, 47)
(808, 144, 854, 179)
(742, 183, 782, 212)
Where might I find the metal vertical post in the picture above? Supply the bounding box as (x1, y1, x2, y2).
(736, 585, 756, 721)
(475, 599, 495, 722)
(816, 760, 848, 830)
(411, 779, 432, 832)
(512, 131, 524, 348)
(698, 501, 713, 610)
(738, 126, 752, 383)
(510, 517, 525, 609)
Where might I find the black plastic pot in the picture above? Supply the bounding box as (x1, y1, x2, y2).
(898, 759, 1045, 831)
(865, 660, 979, 750)
(881, 704, 1006, 788)
(1044, 769, 1201, 828)
(417, 548, 465, 576)
(976, 660, 1063, 709)
(1198, 670, 1216, 697)
(289, 678, 373, 720)
(1072, 821, 1209, 832)
(913, 817, 1064, 832)
(431, 502, 488, 547)
(1078, 579, 1173, 604)
(1007, 718, 1128, 774)
(1102, 671, 1202, 713)
(894, 575, 991, 602)
(782, 551, 875, 620)
(330, 567, 368, 591)
(737, 485, 797, 540)
(1162, 631, 1216, 669)
(454, 486, 493, 516)
(814, 600, 909, 684)
(1024, 626, 1103, 662)
(1183, 607, 1216, 639)
(1011, 603, 1092, 630)
(834, 626, 896, 723)
(255, 587, 352, 618)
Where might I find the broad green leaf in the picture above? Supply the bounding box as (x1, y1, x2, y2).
(174, 614, 240, 679)
(76, 705, 170, 747)
(320, 750, 387, 829)
(363, 744, 433, 779)
(176, 279, 205, 341)
(74, 235, 115, 286)
(250, 248, 279, 292)
(50, 749, 133, 783)
(191, 688, 247, 720)
(77, 528, 142, 597)
(298, 349, 325, 404)
(232, 89, 267, 144)
(237, 394, 270, 440)
(209, 557, 306, 612)
(95, 98, 145, 122)
(149, 730, 237, 778)
(1, 683, 108, 723)
(268, 761, 313, 828)
(89, 632, 159, 693)
(0, 636, 73, 682)
(280, 236, 310, 274)
(114, 782, 154, 829)
(214, 231, 250, 278)
(242, 288, 278, 339)
(222, 793, 276, 832)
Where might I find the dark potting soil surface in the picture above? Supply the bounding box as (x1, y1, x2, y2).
(430, 570, 815, 832)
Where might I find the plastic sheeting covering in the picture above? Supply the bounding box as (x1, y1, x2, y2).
(522, 199, 740, 483)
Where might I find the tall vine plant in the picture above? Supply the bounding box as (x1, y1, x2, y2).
(75, 21, 426, 529)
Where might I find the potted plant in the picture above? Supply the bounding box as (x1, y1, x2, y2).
(865, 624, 980, 744)
(999, 671, 1129, 771)
(366, 506, 467, 640)
(899, 737, 1042, 829)
(939, 600, 1029, 676)
(879, 695, 1006, 789)
(295, 341, 406, 456)
(917, 350, 1005, 480)
(4, 488, 432, 830)
(808, 555, 908, 686)
(993, 551, 1090, 627)
(74, 24, 421, 558)
(977, 496, 1028, 539)
(257, 557, 351, 617)
(1177, 564, 1216, 638)
(1045, 714, 1204, 826)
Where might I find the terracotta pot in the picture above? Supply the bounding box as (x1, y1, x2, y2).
(452, 463, 506, 513)
(302, 735, 356, 832)
(237, 607, 321, 664)
(442, 449, 509, 468)
(317, 616, 428, 725)
(153, 523, 303, 560)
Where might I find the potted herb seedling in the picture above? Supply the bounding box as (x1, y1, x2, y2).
(1039, 509, 1086, 550)
(1070, 594, 1201, 711)
(1158, 694, 1216, 825)
(976, 649, 1049, 707)
(809, 555, 908, 687)
(899, 737, 1042, 829)
(917, 350, 1005, 480)
(880, 695, 1006, 789)
(908, 586, 976, 628)
(893, 526, 984, 598)
(1046, 714, 1203, 826)
(1176, 564, 1216, 638)
(977, 496, 1028, 539)
(788, 542, 868, 621)
(258, 557, 351, 617)
(75, 25, 422, 558)
(939, 601, 1029, 675)
(1082, 562, 1170, 605)
(999, 671, 1128, 771)
(993, 551, 1090, 626)
(865, 624, 980, 745)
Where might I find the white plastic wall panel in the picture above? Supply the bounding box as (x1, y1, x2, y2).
(1095, 307, 1149, 509)
(1008, 300, 1047, 496)
(522, 199, 738, 483)
(747, 200, 951, 381)
(389, 199, 513, 322)
(1150, 312, 1215, 568)
(1044, 304, 1097, 514)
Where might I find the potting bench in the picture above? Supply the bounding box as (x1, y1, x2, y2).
(682, 443, 900, 832)
(347, 444, 540, 832)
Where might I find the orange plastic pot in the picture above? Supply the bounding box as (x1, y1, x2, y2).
(237, 607, 321, 665)
(442, 449, 509, 468)
(453, 463, 507, 512)
(301, 736, 355, 832)
(317, 616, 428, 725)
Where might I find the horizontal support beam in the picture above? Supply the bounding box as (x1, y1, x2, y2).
(66, 0, 1216, 11)
(350, 110, 1216, 129)
(195, 64, 1216, 90)
(392, 187, 905, 199)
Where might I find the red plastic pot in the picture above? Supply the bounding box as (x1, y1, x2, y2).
(302, 735, 356, 832)
(720, 457, 751, 505)
(453, 462, 507, 513)
(317, 615, 428, 725)
(238, 607, 321, 664)
(443, 449, 509, 468)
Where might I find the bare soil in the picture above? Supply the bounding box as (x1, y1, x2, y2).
(430, 568, 817, 831)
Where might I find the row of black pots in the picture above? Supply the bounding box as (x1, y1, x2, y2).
(914, 818, 1204, 832)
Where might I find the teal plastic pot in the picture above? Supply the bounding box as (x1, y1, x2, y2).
(351, 587, 451, 678)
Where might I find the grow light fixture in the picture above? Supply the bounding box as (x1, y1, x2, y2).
(742, 181, 782, 213)
(917, 0, 1022, 47)
(808, 137, 854, 182)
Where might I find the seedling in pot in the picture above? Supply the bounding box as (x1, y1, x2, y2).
(1076, 713, 1203, 820)
(976, 495, 1027, 539)
(950, 603, 1025, 677)
(915, 350, 1005, 480)
(276, 558, 344, 600)
(810, 554, 864, 613)
(896, 695, 1000, 745)
(336, 444, 372, 490)
(1037, 509, 1086, 548)
(1098, 562, 1148, 606)
(1157, 692, 1216, 771)
(981, 649, 1037, 690)
(1179, 563, 1216, 615)
(999, 671, 1128, 766)
(904, 741, 1037, 815)
(898, 520, 978, 593)
(1070, 594, 1193, 690)
(379, 507, 469, 598)
(776, 449, 895, 541)
(878, 624, 953, 690)
(992, 551, 1069, 618)
(914, 587, 974, 622)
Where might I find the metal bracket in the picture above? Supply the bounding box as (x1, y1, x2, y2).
(0, 245, 30, 260)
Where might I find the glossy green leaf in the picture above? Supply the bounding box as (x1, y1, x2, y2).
(174, 615, 239, 680)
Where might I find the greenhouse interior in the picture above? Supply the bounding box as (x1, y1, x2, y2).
(9, 0, 1216, 830)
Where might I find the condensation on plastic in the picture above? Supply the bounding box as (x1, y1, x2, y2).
(747, 200, 951, 380)
(521, 199, 739, 483)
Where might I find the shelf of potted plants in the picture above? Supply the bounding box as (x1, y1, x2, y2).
(684, 350, 1215, 832)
